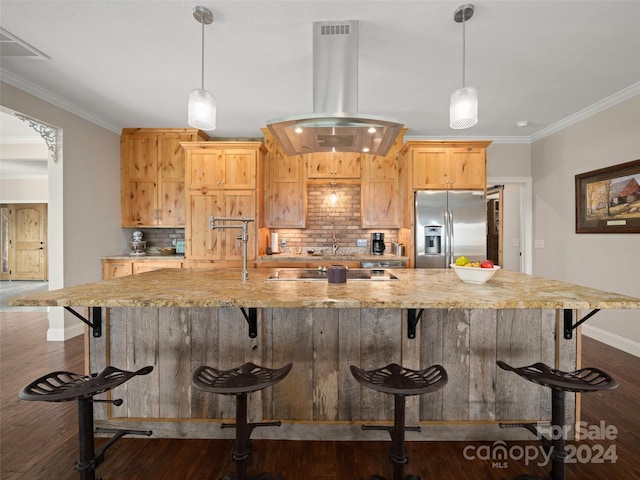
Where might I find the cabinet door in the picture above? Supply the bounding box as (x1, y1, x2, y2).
(448, 147, 486, 189)
(103, 260, 133, 279)
(186, 191, 224, 260)
(157, 134, 191, 226)
(307, 152, 361, 178)
(133, 261, 182, 274)
(362, 181, 399, 227)
(264, 152, 305, 228)
(222, 191, 257, 260)
(121, 134, 158, 226)
(186, 148, 225, 189)
(221, 149, 257, 189)
(412, 148, 448, 189)
(362, 154, 399, 227)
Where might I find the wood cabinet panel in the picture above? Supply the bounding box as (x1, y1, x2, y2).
(307, 152, 361, 179)
(404, 141, 490, 190)
(103, 260, 133, 279)
(182, 142, 264, 264)
(133, 261, 182, 274)
(262, 128, 306, 228)
(121, 129, 207, 227)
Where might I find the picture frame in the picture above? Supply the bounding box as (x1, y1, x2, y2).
(575, 159, 640, 233)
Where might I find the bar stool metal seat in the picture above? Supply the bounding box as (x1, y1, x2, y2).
(350, 363, 448, 480)
(192, 362, 292, 480)
(497, 361, 618, 480)
(19, 365, 154, 480)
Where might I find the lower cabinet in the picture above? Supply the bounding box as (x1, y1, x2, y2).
(102, 259, 182, 279)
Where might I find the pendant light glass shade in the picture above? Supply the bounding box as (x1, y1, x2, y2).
(188, 89, 216, 130)
(450, 86, 478, 129)
(188, 6, 216, 130)
(450, 4, 477, 130)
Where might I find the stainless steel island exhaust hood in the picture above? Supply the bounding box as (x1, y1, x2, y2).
(267, 21, 404, 157)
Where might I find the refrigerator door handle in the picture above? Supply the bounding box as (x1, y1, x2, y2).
(449, 210, 454, 261)
(444, 210, 451, 266)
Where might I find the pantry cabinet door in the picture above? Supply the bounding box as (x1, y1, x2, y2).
(222, 191, 257, 260)
(186, 191, 224, 260)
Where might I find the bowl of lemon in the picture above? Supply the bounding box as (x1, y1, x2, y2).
(450, 256, 501, 284)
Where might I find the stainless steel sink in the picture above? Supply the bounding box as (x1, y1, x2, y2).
(268, 268, 398, 281)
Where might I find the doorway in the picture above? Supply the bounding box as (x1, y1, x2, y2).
(486, 177, 533, 274)
(0, 203, 48, 280)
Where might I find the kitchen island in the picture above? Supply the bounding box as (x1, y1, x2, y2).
(11, 268, 640, 441)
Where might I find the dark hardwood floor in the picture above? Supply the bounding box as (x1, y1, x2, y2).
(2, 311, 639, 479)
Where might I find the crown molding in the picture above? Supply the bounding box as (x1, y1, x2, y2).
(1, 68, 121, 134)
(530, 82, 640, 143)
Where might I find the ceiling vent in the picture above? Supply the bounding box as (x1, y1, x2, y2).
(267, 21, 403, 157)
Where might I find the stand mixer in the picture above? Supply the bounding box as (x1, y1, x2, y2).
(129, 231, 147, 256)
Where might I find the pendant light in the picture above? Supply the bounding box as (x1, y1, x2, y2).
(188, 6, 216, 130)
(450, 4, 478, 129)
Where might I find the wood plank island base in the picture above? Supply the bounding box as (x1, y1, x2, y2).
(11, 268, 640, 442)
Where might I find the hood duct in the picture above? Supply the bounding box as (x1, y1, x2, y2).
(267, 21, 404, 157)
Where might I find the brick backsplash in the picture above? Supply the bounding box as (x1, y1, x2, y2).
(272, 184, 398, 254)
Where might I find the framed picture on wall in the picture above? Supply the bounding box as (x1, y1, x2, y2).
(575, 159, 640, 233)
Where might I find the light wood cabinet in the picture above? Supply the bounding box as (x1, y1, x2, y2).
(120, 128, 208, 227)
(102, 259, 182, 279)
(186, 144, 257, 190)
(403, 141, 491, 190)
(262, 128, 305, 228)
(182, 142, 265, 263)
(361, 131, 405, 228)
(307, 152, 361, 179)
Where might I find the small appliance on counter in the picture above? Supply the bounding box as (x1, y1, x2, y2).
(371, 232, 385, 255)
(129, 231, 146, 256)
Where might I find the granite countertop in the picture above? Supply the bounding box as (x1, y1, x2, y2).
(258, 253, 409, 262)
(10, 268, 640, 310)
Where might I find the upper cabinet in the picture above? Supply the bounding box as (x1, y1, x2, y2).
(186, 144, 258, 190)
(262, 129, 305, 228)
(121, 128, 209, 227)
(361, 130, 405, 228)
(307, 152, 362, 179)
(402, 141, 491, 190)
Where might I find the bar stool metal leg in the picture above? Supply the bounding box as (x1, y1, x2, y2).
(497, 361, 618, 480)
(351, 363, 448, 480)
(192, 362, 292, 480)
(18, 366, 154, 480)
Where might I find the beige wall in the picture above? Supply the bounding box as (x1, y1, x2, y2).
(532, 95, 640, 348)
(0, 177, 48, 202)
(487, 143, 531, 178)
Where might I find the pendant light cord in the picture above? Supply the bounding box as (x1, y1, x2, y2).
(461, 7, 466, 88)
(200, 18, 205, 90)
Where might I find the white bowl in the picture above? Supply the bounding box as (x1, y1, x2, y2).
(450, 264, 501, 284)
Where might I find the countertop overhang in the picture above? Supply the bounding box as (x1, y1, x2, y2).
(10, 268, 640, 310)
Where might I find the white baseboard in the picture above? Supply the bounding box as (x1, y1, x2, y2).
(582, 325, 640, 358)
(47, 321, 85, 341)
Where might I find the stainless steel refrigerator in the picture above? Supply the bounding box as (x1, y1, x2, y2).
(415, 190, 487, 268)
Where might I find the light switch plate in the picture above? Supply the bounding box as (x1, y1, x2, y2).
(535, 240, 545, 249)
(356, 238, 367, 247)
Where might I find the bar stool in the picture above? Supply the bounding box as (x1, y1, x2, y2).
(496, 361, 618, 480)
(350, 363, 448, 480)
(192, 362, 292, 480)
(18, 365, 154, 480)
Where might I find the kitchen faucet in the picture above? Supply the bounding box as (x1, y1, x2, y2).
(209, 216, 254, 280)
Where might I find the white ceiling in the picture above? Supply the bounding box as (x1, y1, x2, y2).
(1, 0, 639, 153)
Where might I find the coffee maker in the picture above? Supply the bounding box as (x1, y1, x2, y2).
(371, 232, 385, 255)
